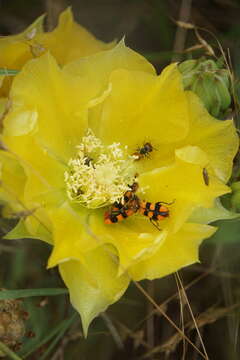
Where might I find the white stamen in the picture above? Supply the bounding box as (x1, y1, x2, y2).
(64, 129, 136, 209)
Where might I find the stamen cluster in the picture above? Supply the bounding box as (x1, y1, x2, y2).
(64, 129, 136, 208)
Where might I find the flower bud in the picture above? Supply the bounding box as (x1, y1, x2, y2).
(179, 58, 231, 118)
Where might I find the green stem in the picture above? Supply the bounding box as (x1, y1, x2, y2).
(0, 341, 23, 360)
(0, 69, 19, 75)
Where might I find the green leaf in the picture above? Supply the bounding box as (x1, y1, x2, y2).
(0, 288, 68, 300)
(209, 218, 240, 244)
(39, 313, 78, 360)
(22, 313, 77, 359)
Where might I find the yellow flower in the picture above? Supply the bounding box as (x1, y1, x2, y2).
(0, 41, 238, 335)
(0, 7, 113, 97)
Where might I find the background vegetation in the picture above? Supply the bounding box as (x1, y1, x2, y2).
(1, 0, 240, 359)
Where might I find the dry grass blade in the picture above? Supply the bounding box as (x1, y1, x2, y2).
(174, 274, 187, 359)
(184, 44, 205, 52)
(143, 332, 182, 358)
(172, 15, 218, 57)
(134, 271, 210, 331)
(175, 20, 195, 29)
(194, 28, 215, 56)
(133, 280, 208, 359)
(175, 272, 209, 360)
(143, 303, 240, 359)
(116, 320, 150, 350)
(146, 281, 155, 352)
(133, 330, 145, 350)
(188, 303, 240, 330)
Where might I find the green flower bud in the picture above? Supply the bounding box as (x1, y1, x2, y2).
(179, 58, 232, 118)
(178, 59, 198, 73)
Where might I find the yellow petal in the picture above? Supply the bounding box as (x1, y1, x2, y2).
(98, 64, 189, 149)
(24, 208, 52, 244)
(0, 14, 45, 96)
(36, 8, 114, 65)
(89, 210, 168, 275)
(3, 134, 66, 193)
(3, 109, 38, 136)
(4, 217, 51, 244)
(0, 8, 114, 96)
(0, 13, 45, 69)
(138, 145, 230, 233)
(185, 91, 239, 182)
(121, 88, 239, 177)
(48, 202, 168, 275)
(64, 40, 156, 134)
(0, 149, 53, 243)
(4, 219, 33, 240)
(47, 202, 100, 268)
(3, 53, 88, 162)
(1, 135, 65, 231)
(129, 223, 216, 280)
(59, 245, 130, 336)
(189, 198, 239, 224)
(0, 150, 26, 210)
(64, 39, 155, 79)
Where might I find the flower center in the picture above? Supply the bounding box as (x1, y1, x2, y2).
(64, 129, 136, 209)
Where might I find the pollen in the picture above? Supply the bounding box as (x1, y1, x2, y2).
(64, 129, 137, 209)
